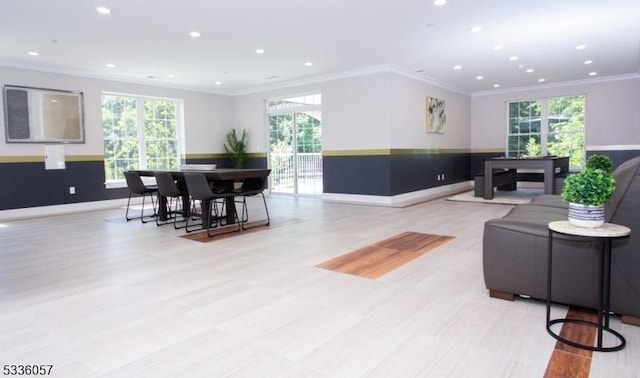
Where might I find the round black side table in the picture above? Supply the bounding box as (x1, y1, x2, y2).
(546, 220, 631, 352)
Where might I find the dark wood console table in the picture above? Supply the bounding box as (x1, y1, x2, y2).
(483, 156, 569, 200)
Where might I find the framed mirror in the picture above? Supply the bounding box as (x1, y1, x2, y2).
(3, 85, 85, 143)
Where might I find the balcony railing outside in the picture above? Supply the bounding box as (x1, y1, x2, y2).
(270, 152, 322, 195)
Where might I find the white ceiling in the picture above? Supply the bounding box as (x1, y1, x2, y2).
(1, 0, 639, 95)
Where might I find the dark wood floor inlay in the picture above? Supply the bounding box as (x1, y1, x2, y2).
(316, 231, 454, 279)
(544, 307, 598, 378)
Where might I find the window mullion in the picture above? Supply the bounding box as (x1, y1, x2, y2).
(541, 100, 548, 156)
(137, 97, 147, 169)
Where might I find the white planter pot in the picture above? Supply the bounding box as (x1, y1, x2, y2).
(568, 202, 605, 228)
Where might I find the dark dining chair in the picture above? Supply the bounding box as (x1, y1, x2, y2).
(183, 173, 240, 237)
(236, 176, 270, 230)
(124, 170, 158, 223)
(154, 172, 189, 229)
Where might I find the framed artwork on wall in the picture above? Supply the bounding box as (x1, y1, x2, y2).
(426, 96, 446, 134)
(3, 85, 85, 143)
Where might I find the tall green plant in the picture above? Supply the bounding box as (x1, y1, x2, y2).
(224, 129, 248, 168)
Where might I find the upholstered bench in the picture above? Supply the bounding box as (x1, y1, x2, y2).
(474, 169, 517, 197)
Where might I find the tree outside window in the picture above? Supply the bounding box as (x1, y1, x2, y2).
(507, 95, 585, 170)
(102, 94, 182, 182)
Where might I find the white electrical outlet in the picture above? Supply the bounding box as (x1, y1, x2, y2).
(69, 186, 76, 195)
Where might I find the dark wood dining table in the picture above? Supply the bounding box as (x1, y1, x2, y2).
(135, 168, 271, 226)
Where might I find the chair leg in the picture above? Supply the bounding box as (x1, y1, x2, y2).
(140, 192, 157, 224)
(206, 199, 240, 237)
(125, 192, 134, 221)
(156, 196, 172, 226)
(185, 199, 204, 233)
(241, 193, 270, 230)
(126, 191, 157, 223)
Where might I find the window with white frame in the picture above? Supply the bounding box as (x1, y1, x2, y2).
(102, 93, 183, 182)
(507, 95, 585, 169)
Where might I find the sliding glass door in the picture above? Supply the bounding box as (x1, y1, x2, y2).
(268, 94, 322, 195)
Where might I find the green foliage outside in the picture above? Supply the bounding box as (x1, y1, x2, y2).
(103, 95, 179, 181)
(268, 111, 322, 184)
(508, 96, 585, 169)
(269, 112, 322, 154)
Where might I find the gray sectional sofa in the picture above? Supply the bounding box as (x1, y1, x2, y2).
(483, 156, 640, 324)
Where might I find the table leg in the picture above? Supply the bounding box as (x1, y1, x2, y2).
(484, 161, 494, 200)
(224, 197, 237, 225)
(201, 199, 211, 228)
(158, 194, 168, 221)
(544, 161, 554, 194)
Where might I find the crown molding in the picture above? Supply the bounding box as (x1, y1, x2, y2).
(230, 64, 470, 96)
(0, 62, 229, 96)
(471, 73, 640, 97)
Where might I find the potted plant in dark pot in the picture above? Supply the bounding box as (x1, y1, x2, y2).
(223, 128, 248, 189)
(561, 155, 615, 228)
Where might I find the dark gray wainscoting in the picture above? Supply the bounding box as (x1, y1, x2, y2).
(0, 161, 128, 210)
(323, 152, 472, 196)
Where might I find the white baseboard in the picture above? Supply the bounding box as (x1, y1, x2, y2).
(0, 198, 139, 222)
(1, 182, 475, 221)
(321, 181, 473, 208)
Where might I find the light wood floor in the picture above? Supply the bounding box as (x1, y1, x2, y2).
(1, 196, 638, 377)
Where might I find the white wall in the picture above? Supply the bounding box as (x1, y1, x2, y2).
(387, 74, 470, 149)
(233, 71, 473, 152)
(0, 66, 233, 157)
(471, 75, 640, 150)
(233, 73, 392, 151)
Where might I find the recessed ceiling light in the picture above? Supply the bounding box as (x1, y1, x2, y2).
(509, 56, 518, 61)
(576, 44, 586, 50)
(476, 76, 484, 80)
(453, 65, 462, 70)
(493, 84, 500, 88)
(584, 60, 593, 65)
(589, 72, 598, 76)
(470, 26, 482, 33)
(189, 31, 201, 38)
(538, 78, 546, 82)
(28, 51, 39, 56)
(106, 63, 115, 68)
(256, 49, 265, 54)
(493, 45, 504, 51)
(526, 68, 535, 73)
(167, 74, 175, 78)
(96, 6, 111, 14)
(434, 0, 447, 5)
(214, 81, 222, 85)
(304, 62, 313, 67)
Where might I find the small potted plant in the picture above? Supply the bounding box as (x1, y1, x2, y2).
(561, 155, 616, 228)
